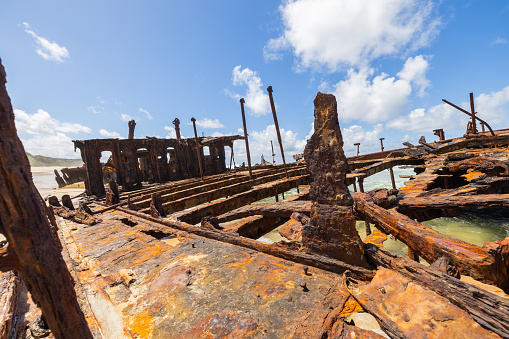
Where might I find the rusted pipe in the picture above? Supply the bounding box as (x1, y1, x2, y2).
(128, 120, 136, 139)
(354, 143, 360, 156)
(470, 92, 477, 134)
(172, 118, 181, 141)
(239, 98, 253, 180)
(267, 86, 288, 179)
(379, 138, 385, 152)
(389, 167, 396, 190)
(191, 117, 204, 180)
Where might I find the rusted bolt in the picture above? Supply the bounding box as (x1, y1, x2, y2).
(303, 266, 309, 276)
(300, 281, 309, 292)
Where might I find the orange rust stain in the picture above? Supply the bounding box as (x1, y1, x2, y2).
(364, 230, 388, 249)
(339, 296, 363, 318)
(462, 171, 484, 181)
(128, 311, 155, 338)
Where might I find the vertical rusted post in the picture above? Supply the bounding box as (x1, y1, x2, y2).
(271, 140, 276, 164)
(389, 167, 396, 190)
(239, 98, 253, 180)
(173, 118, 181, 141)
(358, 177, 364, 193)
(0, 58, 93, 339)
(408, 247, 420, 262)
(191, 118, 204, 180)
(470, 92, 477, 134)
(267, 86, 288, 179)
(365, 221, 371, 236)
(379, 138, 385, 152)
(128, 119, 136, 139)
(354, 142, 360, 156)
(353, 180, 357, 192)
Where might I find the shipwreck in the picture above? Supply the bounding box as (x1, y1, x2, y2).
(1, 58, 509, 338)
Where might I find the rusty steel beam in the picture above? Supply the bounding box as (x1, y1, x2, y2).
(117, 207, 373, 279)
(216, 201, 312, 223)
(353, 192, 508, 292)
(267, 86, 288, 178)
(239, 98, 253, 180)
(177, 174, 310, 225)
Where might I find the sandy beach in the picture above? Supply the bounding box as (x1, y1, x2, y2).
(31, 167, 86, 200)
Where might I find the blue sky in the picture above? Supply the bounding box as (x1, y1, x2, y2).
(1, 0, 509, 164)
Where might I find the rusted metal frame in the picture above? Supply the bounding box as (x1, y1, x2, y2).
(112, 139, 127, 189)
(140, 167, 308, 214)
(177, 174, 310, 225)
(116, 207, 373, 279)
(133, 166, 306, 209)
(128, 119, 136, 139)
(216, 200, 312, 223)
(431, 134, 509, 155)
(239, 98, 253, 180)
(267, 86, 289, 178)
(191, 118, 205, 180)
(353, 192, 506, 290)
(117, 164, 293, 201)
(364, 244, 509, 338)
(442, 98, 495, 136)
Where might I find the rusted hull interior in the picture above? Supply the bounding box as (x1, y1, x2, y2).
(2, 81, 509, 338)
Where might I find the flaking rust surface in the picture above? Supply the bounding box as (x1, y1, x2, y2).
(60, 210, 351, 338)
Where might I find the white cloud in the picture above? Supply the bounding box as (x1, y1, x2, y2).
(139, 108, 153, 120)
(265, 0, 440, 71)
(330, 55, 429, 123)
(99, 129, 123, 138)
(341, 124, 384, 156)
(194, 118, 224, 129)
(23, 22, 70, 62)
(227, 65, 271, 116)
(121, 114, 133, 122)
(14, 108, 89, 158)
(387, 103, 461, 133)
(475, 86, 509, 127)
(88, 106, 100, 114)
(14, 109, 91, 135)
(20, 133, 79, 158)
(397, 55, 430, 97)
(164, 125, 177, 139)
(491, 37, 508, 46)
